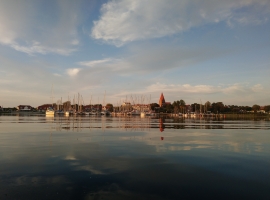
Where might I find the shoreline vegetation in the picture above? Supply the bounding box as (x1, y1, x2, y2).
(0, 96, 269, 117)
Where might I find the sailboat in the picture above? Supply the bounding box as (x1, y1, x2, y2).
(46, 107, 55, 115)
(46, 84, 55, 116)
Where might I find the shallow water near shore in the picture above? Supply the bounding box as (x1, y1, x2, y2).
(0, 115, 270, 199)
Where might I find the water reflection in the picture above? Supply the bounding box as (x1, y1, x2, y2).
(0, 115, 270, 199)
(39, 116, 270, 131)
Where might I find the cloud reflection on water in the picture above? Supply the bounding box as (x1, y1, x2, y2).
(0, 116, 270, 199)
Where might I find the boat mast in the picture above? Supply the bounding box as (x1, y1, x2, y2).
(78, 93, 79, 112)
(90, 95, 92, 110)
(103, 91, 106, 110)
(50, 84, 54, 108)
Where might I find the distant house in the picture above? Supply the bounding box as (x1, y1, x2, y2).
(82, 104, 102, 111)
(37, 104, 52, 111)
(185, 105, 192, 113)
(132, 104, 150, 112)
(259, 106, 266, 113)
(17, 105, 32, 111)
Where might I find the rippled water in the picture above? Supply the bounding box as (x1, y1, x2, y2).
(0, 115, 270, 199)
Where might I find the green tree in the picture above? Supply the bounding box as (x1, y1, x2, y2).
(252, 104, 260, 113)
(150, 103, 159, 111)
(172, 99, 185, 113)
(191, 103, 200, 112)
(211, 102, 224, 113)
(106, 103, 114, 112)
(205, 101, 211, 112)
(264, 105, 270, 112)
(165, 103, 173, 113)
(179, 99, 185, 106)
(179, 99, 186, 113)
(172, 101, 180, 113)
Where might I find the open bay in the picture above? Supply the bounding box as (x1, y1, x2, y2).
(0, 115, 270, 199)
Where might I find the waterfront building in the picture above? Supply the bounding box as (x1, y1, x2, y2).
(259, 106, 266, 113)
(62, 101, 71, 111)
(185, 105, 192, 113)
(121, 102, 132, 112)
(17, 105, 32, 111)
(132, 104, 150, 112)
(37, 104, 53, 111)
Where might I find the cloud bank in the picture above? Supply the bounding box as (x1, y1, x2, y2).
(0, 0, 81, 55)
(92, 0, 270, 46)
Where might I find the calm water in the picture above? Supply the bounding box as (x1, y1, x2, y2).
(0, 115, 270, 200)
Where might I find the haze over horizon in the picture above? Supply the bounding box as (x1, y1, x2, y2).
(1, 0, 269, 107)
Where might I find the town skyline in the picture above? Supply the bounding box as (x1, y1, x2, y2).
(1, 91, 269, 110)
(1, 0, 269, 107)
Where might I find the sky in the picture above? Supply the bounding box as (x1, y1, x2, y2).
(0, 0, 270, 107)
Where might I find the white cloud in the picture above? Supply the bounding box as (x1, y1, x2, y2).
(67, 68, 81, 76)
(77, 58, 130, 73)
(223, 83, 246, 94)
(145, 82, 266, 96)
(78, 58, 115, 67)
(77, 43, 230, 76)
(92, 0, 270, 46)
(146, 82, 220, 94)
(0, 1, 81, 55)
(8, 41, 76, 56)
(251, 84, 263, 92)
(53, 73, 62, 77)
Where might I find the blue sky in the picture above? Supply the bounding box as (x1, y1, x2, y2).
(0, 0, 269, 107)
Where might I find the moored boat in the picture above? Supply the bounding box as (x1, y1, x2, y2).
(46, 107, 55, 115)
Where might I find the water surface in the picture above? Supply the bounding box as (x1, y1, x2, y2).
(0, 115, 270, 199)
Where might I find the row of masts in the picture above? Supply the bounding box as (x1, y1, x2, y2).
(51, 89, 108, 112)
(115, 94, 151, 107)
(52, 91, 152, 113)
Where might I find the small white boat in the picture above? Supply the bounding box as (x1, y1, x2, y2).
(89, 111, 97, 115)
(56, 110, 64, 115)
(130, 110, 141, 115)
(46, 107, 55, 115)
(65, 110, 74, 116)
(101, 110, 110, 116)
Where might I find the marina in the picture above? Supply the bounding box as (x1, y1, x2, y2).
(1, 1, 269, 199)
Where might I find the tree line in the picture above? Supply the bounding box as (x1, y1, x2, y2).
(150, 100, 270, 114)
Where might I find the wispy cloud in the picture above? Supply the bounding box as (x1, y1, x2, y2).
(78, 58, 116, 67)
(76, 43, 231, 77)
(92, 0, 270, 46)
(0, 1, 81, 55)
(77, 58, 129, 73)
(146, 83, 220, 94)
(67, 68, 81, 77)
(8, 41, 76, 56)
(110, 82, 269, 105)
